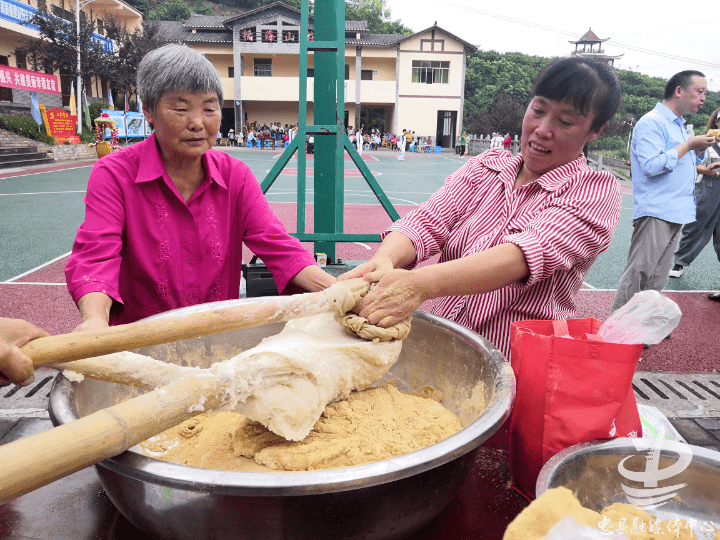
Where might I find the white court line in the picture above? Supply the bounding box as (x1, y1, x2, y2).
(0, 190, 84, 196)
(387, 196, 420, 205)
(576, 288, 719, 293)
(0, 282, 66, 286)
(353, 243, 372, 249)
(0, 164, 93, 181)
(4, 251, 71, 283)
(581, 281, 597, 290)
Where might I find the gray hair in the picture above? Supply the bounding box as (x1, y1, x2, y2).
(137, 44, 224, 114)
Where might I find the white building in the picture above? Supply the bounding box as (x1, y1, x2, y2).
(155, 2, 477, 147)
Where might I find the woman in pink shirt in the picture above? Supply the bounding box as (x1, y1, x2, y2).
(65, 45, 334, 330)
(340, 57, 623, 358)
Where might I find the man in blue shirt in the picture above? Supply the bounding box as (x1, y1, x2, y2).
(612, 70, 717, 312)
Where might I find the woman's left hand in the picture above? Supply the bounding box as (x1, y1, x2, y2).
(355, 269, 428, 327)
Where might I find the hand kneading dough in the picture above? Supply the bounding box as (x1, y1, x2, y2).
(336, 314, 412, 342)
(329, 280, 412, 342)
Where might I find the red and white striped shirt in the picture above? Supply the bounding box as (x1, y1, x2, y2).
(386, 148, 621, 359)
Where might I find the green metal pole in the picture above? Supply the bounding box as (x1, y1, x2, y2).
(311, 0, 343, 263)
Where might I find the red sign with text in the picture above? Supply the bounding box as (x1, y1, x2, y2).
(0, 65, 59, 94)
(44, 108, 77, 138)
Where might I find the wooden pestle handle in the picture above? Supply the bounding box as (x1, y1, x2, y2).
(0, 374, 226, 503)
(20, 291, 330, 367)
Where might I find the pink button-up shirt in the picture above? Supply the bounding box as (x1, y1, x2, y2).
(65, 135, 317, 325)
(386, 149, 622, 359)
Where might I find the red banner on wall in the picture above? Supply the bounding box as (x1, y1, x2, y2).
(0, 65, 59, 94)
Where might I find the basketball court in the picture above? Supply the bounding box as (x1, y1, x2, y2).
(2, 145, 718, 371)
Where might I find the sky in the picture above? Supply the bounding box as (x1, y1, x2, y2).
(388, 0, 720, 91)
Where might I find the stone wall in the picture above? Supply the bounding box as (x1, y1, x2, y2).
(51, 143, 97, 162)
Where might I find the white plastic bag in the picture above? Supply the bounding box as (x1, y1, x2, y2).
(598, 290, 681, 345)
(637, 404, 686, 443)
(540, 516, 629, 539)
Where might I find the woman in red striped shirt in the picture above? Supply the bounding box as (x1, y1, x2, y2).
(340, 57, 623, 359)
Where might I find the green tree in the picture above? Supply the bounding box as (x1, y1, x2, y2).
(461, 50, 720, 140)
(124, 0, 149, 13)
(192, 1, 216, 15)
(99, 18, 163, 102)
(149, 0, 192, 21)
(345, 0, 411, 35)
(468, 93, 525, 138)
(18, 5, 105, 83)
(463, 51, 550, 129)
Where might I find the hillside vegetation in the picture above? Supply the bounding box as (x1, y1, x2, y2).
(464, 50, 720, 144)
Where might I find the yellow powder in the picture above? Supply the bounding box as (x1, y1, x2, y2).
(503, 487, 699, 540)
(141, 382, 463, 472)
(503, 487, 601, 540)
(600, 502, 695, 539)
(142, 410, 270, 472)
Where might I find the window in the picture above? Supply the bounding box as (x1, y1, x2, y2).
(228, 66, 234, 78)
(97, 19, 104, 35)
(345, 64, 349, 80)
(361, 70, 373, 81)
(254, 58, 272, 77)
(411, 61, 449, 84)
(51, 4, 73, 22)
(0, 56, 10, 102)
(14, 50, 27, 70)
(307, 68, 314, 77)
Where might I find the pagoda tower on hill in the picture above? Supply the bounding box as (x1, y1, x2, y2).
(569, 28, 623, 66)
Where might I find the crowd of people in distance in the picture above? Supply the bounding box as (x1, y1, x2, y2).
(346, 126, 405, 153)
(489, 132, 512, 150)
(221, 122, 518, 160)
(223, 121, 300, 149)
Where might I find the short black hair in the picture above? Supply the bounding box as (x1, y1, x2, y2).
(664, 70, 705, 100)
(531, 56, 622, 132)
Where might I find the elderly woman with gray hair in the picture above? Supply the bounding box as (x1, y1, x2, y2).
(65, 44, 334, 330)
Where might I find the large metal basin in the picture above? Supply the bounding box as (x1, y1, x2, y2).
(537, 438, 720, 530)
(49, 299, 515, 540)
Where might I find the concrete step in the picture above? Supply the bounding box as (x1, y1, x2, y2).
(0, 156, 54, 169)
(0, 151, 48, 163)
(0, 146, 39, 156)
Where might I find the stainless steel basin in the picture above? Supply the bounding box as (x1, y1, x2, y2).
(537, 438, 720, 530)
(49, 300, 515, 540)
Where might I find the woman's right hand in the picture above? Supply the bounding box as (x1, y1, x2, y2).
(337, 256, 394, 285)
(0, 318, 49, 387)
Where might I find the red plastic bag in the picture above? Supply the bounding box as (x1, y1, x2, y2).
(508, 318, 643, 501)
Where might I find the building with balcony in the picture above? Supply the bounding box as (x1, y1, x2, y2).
(0, 0, 142, 111)
(155, 1, 477, 148)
